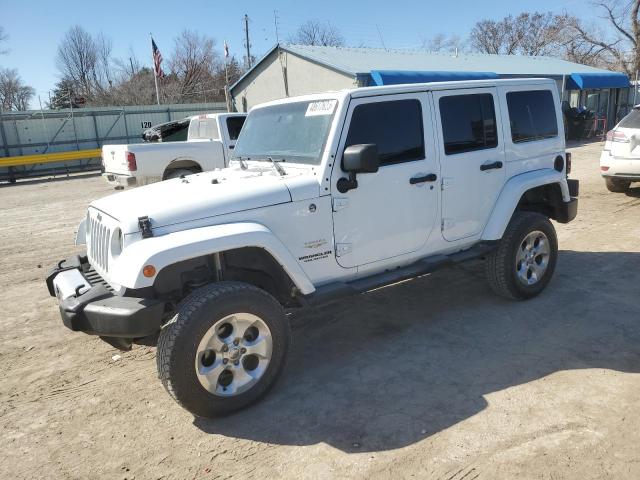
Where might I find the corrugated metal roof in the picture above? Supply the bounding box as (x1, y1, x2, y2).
(283, 44, 613, 77)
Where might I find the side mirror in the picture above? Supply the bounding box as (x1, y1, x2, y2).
(343, 144, 379, 173)
(337, 144, 379, 193)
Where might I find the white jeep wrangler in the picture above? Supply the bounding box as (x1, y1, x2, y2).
(47, 78, 578, 418)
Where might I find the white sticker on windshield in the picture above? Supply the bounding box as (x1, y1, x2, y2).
(305, 100, 337, 117)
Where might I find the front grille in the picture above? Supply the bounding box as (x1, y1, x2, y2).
(83, 263, 114, 292)
(87, 212, 111, 273)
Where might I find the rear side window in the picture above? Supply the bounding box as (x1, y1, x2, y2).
(226, 116, 246, 140)
(345, 99, 424, 166)
(507, 90, 558, 143)
(439, 93, 498, 155)
(619, 108, 640, 128)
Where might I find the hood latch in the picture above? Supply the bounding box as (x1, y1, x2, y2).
(138, 216, 153, 238)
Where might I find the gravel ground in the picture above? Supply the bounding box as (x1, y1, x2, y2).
(1, 142, 639, 480)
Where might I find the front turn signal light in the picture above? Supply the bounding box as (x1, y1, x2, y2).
(143, 265, 156, 277)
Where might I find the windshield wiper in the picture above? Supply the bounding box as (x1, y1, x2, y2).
(231, 155, 248, 170)
(267, 156, 286, 176)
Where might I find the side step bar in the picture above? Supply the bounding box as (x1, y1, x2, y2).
(302, 242, 497, 307)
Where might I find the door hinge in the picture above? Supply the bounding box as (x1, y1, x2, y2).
(441, 218, 455, 231)
(441, 177, 454, 190)
(332, 197, 349, 212)
(335, 243, 352, 257)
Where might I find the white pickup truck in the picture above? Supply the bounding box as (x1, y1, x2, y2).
(101, 113, 246, 188)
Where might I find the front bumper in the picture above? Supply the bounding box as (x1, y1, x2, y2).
(46, 255, 165, 339)
(102, 172, 137, 187)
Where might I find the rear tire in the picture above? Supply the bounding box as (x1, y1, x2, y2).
(485, 211, 558, 300)
(605, 177, 630, 193)
(157, 281, 290, 418)
(164, 168, 197, 180)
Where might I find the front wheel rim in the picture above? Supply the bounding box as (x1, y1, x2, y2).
(195, 313, 273, 397)
(515, 230, 551, 286)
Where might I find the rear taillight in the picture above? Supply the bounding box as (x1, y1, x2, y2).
(566, 152, 571, 175)
(126, 151, 137, 171)
(607, 130, 629, 143)
(601, 166, 610, 171)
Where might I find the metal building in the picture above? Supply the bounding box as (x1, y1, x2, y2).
(230, 44, 631, 131)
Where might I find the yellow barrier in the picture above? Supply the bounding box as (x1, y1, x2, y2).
(0, 148, 102, 168)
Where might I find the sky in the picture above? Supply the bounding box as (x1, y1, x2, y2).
(1, 0, 587, 108)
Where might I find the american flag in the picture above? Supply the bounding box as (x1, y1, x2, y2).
(152, 38, 164, 79)
(224, 40, 229, 59)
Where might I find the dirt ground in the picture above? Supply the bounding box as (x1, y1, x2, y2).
(1, 141, 639, 480)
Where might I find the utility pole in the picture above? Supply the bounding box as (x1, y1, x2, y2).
(129, 57, 135, 77)
(273, 10, 280, 43)
(244, 14, 252, 69)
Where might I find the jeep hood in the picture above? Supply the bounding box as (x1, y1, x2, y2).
(90, 166, 318, 235)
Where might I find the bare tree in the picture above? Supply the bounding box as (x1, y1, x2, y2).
(0, 68, 34, 111)
(469, 18, 518, 54)
(568, 1, 640, 75)
(470, 12, 572, 56)
(288, 20, 345, 47)
(168, 30, 219, 98)
(421, 33, 465, 53)
(56, 26, 113, 102)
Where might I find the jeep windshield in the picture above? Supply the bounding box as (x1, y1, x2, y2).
(232, 99, 337, 166)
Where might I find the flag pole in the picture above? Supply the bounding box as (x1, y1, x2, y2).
(224, 41, 232, 112)
(150, 33, 160, 105)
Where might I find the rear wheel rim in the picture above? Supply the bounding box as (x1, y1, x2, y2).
(515, 230, 550, 286)
(195, 313, 273, 397)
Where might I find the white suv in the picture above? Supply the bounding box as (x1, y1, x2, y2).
(47, 78, 578, 418)
(601, 106, 640, 192)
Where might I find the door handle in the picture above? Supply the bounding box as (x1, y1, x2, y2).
(480, 161, 503, 171)
(410, 173, 437, 184)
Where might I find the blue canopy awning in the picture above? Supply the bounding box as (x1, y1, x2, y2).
(565, 72, 630, 90)
(370, 70, 499, 86)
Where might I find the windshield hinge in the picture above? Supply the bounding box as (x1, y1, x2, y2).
(138, 216, 153, 238)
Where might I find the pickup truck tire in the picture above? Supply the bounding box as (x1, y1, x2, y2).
(604, 177, 630, 193)
(165, 168, 197, 180)
(157, 281, 290, 418)
(485, 211, 558, 300)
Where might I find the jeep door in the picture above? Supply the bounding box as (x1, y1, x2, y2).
(432, 88, 506, 241)
(331, 94, 439, 268)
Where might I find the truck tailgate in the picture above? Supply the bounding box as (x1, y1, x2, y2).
(102, 144, 132, 175)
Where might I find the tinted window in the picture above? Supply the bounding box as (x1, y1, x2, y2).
(439, 94, 498, 155)
(345, 99, 424, 166)
(619, 108, 640, 128)
(161, 122, 189, 142)
(507, 90, 558, 143)
(226, 116, 246, 140)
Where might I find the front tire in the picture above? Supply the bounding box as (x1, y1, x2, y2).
(605, 177, 630, 193)
(157, 281, 290, 418)
(485, 212, 558, 300)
